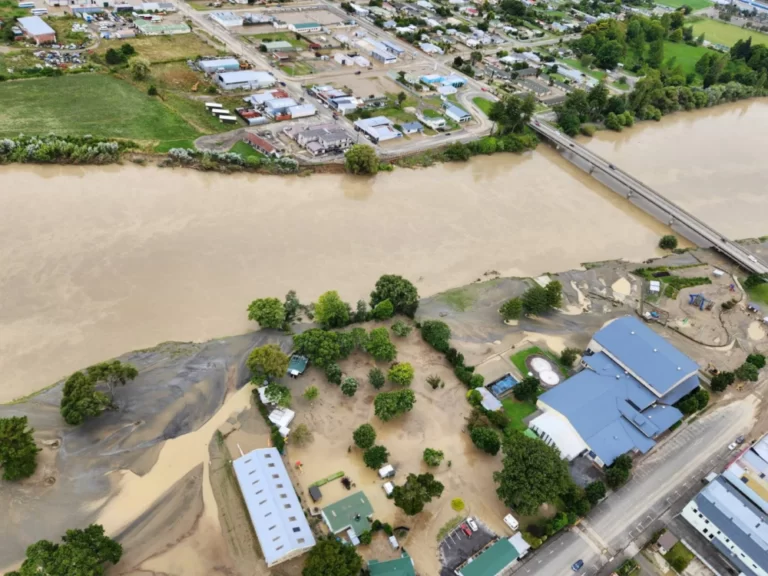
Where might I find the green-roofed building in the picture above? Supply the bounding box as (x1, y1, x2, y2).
(369, 554, 416, 576)
(287, 355, 308, 377)
(321, 491, 373, 536)
(458, 538, 520, 576)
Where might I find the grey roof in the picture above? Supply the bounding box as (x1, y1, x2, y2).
(18, 16, 55, 36)
(593, 316, 699, 395)
(722, 437, 768, 515)
(694, 476, 768, 575)
(233, 448, 315, 565)
(445, 104, 470, 118)
(402, 121, 423, 132)
(218, 70, 275, 84)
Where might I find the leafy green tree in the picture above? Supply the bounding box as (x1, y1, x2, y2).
(423, 448, 444, 467)
(354, 300, 369, 323)
(545, 280, 563, 309)
(86, 360, 138, 402)
(370, 275, 419, 317)
(350, 327, 369, 350)
(0, 416, 40, 481)
(302, 536, 363, 576)
(694, 388, 710, 410)
(392, 473, 444, 515)
(293, 329, 341, 368)
(494, 432, 572, 515)
(736, 361, 759, 382)
(353, 423, 376, 449)
(363, 445, 389, 469)
(247, 344, 289, 383)
(265, 382, 292, 407)
(710, 371, 735, 392)
(647, 38, 665, 69)
(659, 235, 678, 250)
(468, 389, 483, 407)
(513, 376, 540, 403)
(60, 371, 111, 426)
(605, 454, 633, 489)
(560, 348, 580, 367)
(391, 321, 412, 337)
(747, 354, 766, 369)
(247, 297, 286, 328)
(470, 426, 501, 455)
(372, 299, 394, 320)
(605, 112, 623, 131)
(341, 377, 359, 397)
(303, 386, 319, 402)
(325, 363, 342, 385)
(105, 48, 125, 65)
(315, 291, 350, 328)
(284, 290, 302, 323)
(345, 144, 379, 175)
(369, 367, 386, 389)
(120, 43, 136, 56)
(500, 297, 523, 321)
(365, 327, 397, 362)
(489, 93, 535, 135)
(585, 480, 606, 505)
(337, 331, 356, 360)
(129, 56, 150, 80)
(522, 285, 550, 316)
(596, 39, 623, 69)
(374, 389, 416, 421)
(420, 320, 451, 352)
(8, 524, 122, 576)
(397, 91, 407, 107)
(561, 483, 590, 516)
(557, 107, 582, 136)
(388, 363, 414, 386)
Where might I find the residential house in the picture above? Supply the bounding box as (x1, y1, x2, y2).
(401, 121, 424, 134)
(418, 113, 446, 129)
(656, 532, 679, 555)
(419, 42, 444, 54)
(289, 22, 321, 33)
(353, 116, 402, 143)
(321, 491, 374, 544)
(368, 554, 416, 576)
(293, 124, 353, 155)
(444, 104, 471, 123)
(530, 316, 700, 466)
(348, 2, 369, 15)
(216, 70, 276, 90)
(17, 16, 56, 44)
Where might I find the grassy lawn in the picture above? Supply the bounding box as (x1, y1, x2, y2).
(473, 96, 494, 115)
(230, 140, 265, 159)
(245, 31, 308, 50)
(0, 74, 200, 143)
(279, 61, 314, 76)
(664, 542, 694, 572)
(690, 17, 768, 47)
(422, 108, 442, 118)
(94, 34, 219, 64)
(612, 79, 630, 90)
(561, 58, 607, 80)
(663, 41, 710, 75)
(510, 346, 566, 377)
(0, 0, 26, 19)
(376, 106, 420, 124)
(502, 398, 537, 431)
(747, 283, 768, 307)
(657, 0, 711, 9)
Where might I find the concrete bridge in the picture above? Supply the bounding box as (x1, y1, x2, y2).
(531, 120, 768, 276)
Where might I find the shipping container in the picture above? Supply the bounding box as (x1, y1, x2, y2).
(212, 108, 230, 116)
(205, 102, 223, 110)
(219, 115, 237, 123)
(18, 2, 35, 8)
(32, 7, 48, 14)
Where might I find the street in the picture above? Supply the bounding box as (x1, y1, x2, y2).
(516, 396, 757, 576)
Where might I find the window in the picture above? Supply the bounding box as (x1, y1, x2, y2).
(269, 525, 277, 531)
(245, 459, 252, 464)
(276, 545, 284, 551)
(288, 516, 297, 522)
(272, 536, 280, 542)
(249, 470, 256, 475)
(703, 529, 708, 534)
(268, 463, 275, 468)
(272, 474, 279, 479)
(704, 519, 709, 524)
(297, 538, 306, 544)
(276, 484, 284, 489)
(265, 512, 272, 517)
(709, 534, 714, 540)
(265, 453, 272, 459)
(280, 494, 288, 499)
(284, 504, 292, 509)
(256, 489, 263, 495)
(259, 499, 267, 505)
(293, 527, 301, 533)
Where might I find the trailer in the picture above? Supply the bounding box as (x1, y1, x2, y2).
(18, 2, 35, 8)
(205, 102, 223, 110)
(212, 108, 230, 116)
(219, 115, 237, 123)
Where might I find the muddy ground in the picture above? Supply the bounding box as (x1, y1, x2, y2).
(3, 247, 768, 575)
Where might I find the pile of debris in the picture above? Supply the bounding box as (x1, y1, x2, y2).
(34, 50, 87, 68)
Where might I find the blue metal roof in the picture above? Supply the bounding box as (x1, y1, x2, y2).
(592, 316, 699, 395)
(445, 104, 470, 118)
(658, 374, 700, 406)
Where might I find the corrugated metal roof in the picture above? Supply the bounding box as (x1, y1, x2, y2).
(459, 538, 519, 576)
(369, 556, 416, 576)
(18, 16, 54, 36)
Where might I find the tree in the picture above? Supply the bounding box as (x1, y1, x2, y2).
(747, 353, 766, 369)
(420, 320, 451, 352)
(129, 57, 150, 81)
(659, 235, 678, 250)
(147, 84, 158, 96)
(341, 377, 359, 397)
(494, 432, 571, 515)
(500, 297, 523, 321)
(397, 91, 407, 108)
(605, 454, 633, 489)
(736, 361, 759, 382)
(104, 48, 125, 65)
(451, 497, 465, 511)
(372, 298, 394, 320)
(363, 445, 389, 469)
(86, 360, 138, 402)
(585, 480, 606, 505)
(120, 42, 136, 56)
(292, 423, 313, 446)
(710, 371, 735, 392)
(0, 416, 40, 481)
(247, 344, 289, 383)
(513, 376, 540, 403)
(315, 291, 350, 328)
(60, 371, 111, 426)
(353, 423, 376, 449)
(561, 483, 590, 516)
(247, 297, 286, 329)
(423, 448, 444, 467)
(303, 386, 319, 402)
(669, 27, 683, 43)
(369, 367, 385, 389)
(374, 389, 416, 421)
(391, 321, 412, 337)
(388, 363, 414, 386)
(353, 300, 369, 323)
(488, 93, 535, 135)
(596, 39, 623, 69)
(265, 382, 292, 407)
(293, 329, 341, 368)
(545, 280, 562, 309)
(560, 348, 580, 368)
(9, 524, 122, 576)
(337, 332, 355, 360)
(522, 285, 550, 316)
(470, 50, 483, 63)
(605, 112, 623, 131)
(345, 144, 379, 175)
(392, 472, 444, 515)
(302, 536, 363, 576)
(470, 426, 501, 455)
(325, 362, 342, 385)
(694, 388, 710, 410)
(284, 290, 302, 323)
(365, 327, 397, 362)
(370, 275, 419, 317)
(648, 38, 665, 69)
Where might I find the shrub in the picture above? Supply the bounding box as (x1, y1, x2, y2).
(487, 410, 510, 430)
(747, 353, 766, 369)
(341, 377, 359, 397)
(391, 321, 413, 337)
(467, 389, 483, 407)
(470, 426, 501, 455)
(363, 445, 389, 469)
(353, 423, 376, 449)
(427, 375, 442, 389)
(388, 362, 415, 386)
(365, 327, 397, 362)
(560, 347, 580, 368)
(345, 144, 379, 174)
(372, 299, 394, 320)
(659, 235, 678, 250)
(446, 347, 464, 367)
(291, 423, 313, 446)
(451, 498, 465, 511)
(325, 363, 342, 385)
(421, 320, 451, 352)
(585, 481, 606, 505)
(423, 448, 445, 467)
(374, 389, 416, 421)
(736, 361, 759, 382)
(468, 373, 484, 388)
(147, 84, 158, 96)
(500, 297, 523, 321)
(358, 530, 372, 545)
(710, 371, 735, 392)
(369, 367, 386, 389)
(664, 542, 694, 573)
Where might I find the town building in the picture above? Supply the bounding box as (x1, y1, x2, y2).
(263, 40, 295, 52)
(134, 20, 190, 36)
(322, 491, 373, 544)
(401, 121, 424, 134)
(289, 22, 321, 33)
(354, 116, 402, 143)
(210, 11, 243, 28)
(457, 533, 530, 576)
(292, 124, 353, 155)
(348, 2, 369, 15)
(232, 448, 315, 566)
(530, 316, 700, 466)
(418, 113, 446, 129)
(682, 436, 768, 576)
(369, 554, 416, 576)
(198, 58, 240, 73)
(216, 70, 276, 90)
(249, 88, 289, 106)
(419, 42, 443, 55)
(444, 104, 471, 123)
(17, 16, 56, 44)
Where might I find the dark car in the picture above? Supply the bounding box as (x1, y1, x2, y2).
(460, 523, 472, 537)
(572, 560, 584, 571)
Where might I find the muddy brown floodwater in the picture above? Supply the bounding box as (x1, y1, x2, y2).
(583, 99, 768, 240)
(0, 146, 672, 402)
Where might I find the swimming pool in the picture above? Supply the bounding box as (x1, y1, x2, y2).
(489, 374, 519, 397)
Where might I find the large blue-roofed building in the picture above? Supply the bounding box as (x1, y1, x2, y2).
(530, 316, 700, 467)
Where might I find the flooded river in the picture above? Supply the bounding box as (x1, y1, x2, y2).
(0, 146, 671, 402)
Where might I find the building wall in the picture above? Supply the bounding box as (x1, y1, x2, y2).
(28, 31, 56, 44)
(531, 400, 591, 462)
(682, 501, 768, 576)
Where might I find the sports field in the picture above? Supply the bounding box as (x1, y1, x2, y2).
(691, 18, 768, 47)
(657, 0, 711, 9)
(0, 74, 200, 143)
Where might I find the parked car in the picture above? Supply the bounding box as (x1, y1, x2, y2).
(736, 435, 746, 445)
(572, 560, 584, 571)
(503, 514, 519, 532)
(728, 441, 738, 450)
(467, 517, 478, 532)
(460, 523, 472, 537)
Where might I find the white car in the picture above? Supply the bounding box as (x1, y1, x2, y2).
(467, 517, 478, 532)
(728, 442, 738, 451)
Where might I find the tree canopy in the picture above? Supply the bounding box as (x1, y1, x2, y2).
(585, 480, 606, 505)
(488, 93, 536, 135)
(247, 297, 286, 329)
(500, 297, 523, 321)
(368, 367, 386, 389)
(364, 327, 397, 362)
(344, 144, 379, 175)
(372, 299, 394, 320)
(388, 363, 415, 386)
(60, 371, 111, 426)
(363, 445, 389, 469)
(374, 389, 416, 421)
(293, 329, 341, 368)
(494, 432, 571, 515)
(423, 448, 444, 467)
(247, 344, 289, 383)
(470, 426, 501, 455)
(420, 320, 451, 353)
(314, 291, 350, 329)
(264, 382, 292, 407)
(392, 472, 444, 515)
(302, 536, 363, 576)
(353, 423, 376, 449)
(341, 377, 358, 397)
(7, 524, 122, 576)
(370, 275, 419, 317)
(513, 376, 540, 403)
(0, 416, 40, 481)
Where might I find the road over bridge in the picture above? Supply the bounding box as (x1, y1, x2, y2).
(531, 120, 768, 276)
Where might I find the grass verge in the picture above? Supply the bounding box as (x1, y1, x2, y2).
(436, 515, 465, 541)
(473, 96, 494, 116)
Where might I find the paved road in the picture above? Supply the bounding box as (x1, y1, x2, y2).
(531, 121, 768, 275)
(516, 397, 756, 576)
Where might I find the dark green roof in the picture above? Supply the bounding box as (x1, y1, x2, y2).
(459, 539, 519, 576)
(321, 491, 373, 534)
(369, 556, 416, 576)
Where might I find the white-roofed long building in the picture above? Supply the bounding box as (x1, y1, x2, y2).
(232, 448, 315, 567)
(216, 70, 276, 90)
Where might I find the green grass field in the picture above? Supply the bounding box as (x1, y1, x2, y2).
(93, 33, 218, 63)
(473, 96, 494, 115)
(747, 283, 768, 307)
(502, 398, 537, 431)
(663, 41, 710, 74)
(230, 140, 265, 159)
(0, 74, 200, 143)
(510, 346, 566, 378)
(245, 31, 308, 50)
(691, 18, 768, 47)
(657, 0, 711, 9)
